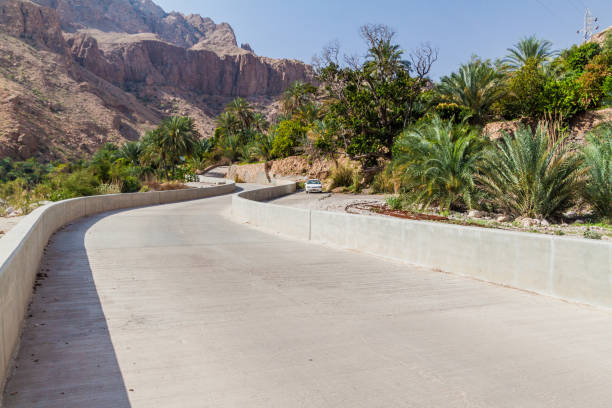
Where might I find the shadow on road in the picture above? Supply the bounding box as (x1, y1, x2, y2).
(2, 214, 131, 408)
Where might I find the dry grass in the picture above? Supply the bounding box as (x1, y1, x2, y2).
(144, 181, 190, 191)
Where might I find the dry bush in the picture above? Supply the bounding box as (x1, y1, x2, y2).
(144, 181, 190, 191)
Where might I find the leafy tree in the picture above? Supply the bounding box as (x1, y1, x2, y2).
(503, 35, 556, 70)
(317, 24, 437, 166)
(497, 58, 547, 119)
(578, 55, 610, 108)
(479, 125, 582, 219)
(438, 58, 502, 122)
(561, 42, 601, 73)
(392, 116, 487, 211)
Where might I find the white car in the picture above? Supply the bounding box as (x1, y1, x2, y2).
(305, 179, 323, 193)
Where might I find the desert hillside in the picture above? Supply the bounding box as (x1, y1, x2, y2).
(0, 0, 313, 161)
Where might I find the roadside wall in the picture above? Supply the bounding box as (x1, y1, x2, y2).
(232, 184, 612, 309)
(0, 182, 235, 389)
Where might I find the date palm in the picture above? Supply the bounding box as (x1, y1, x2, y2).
(438, 59, 502, 122)
(479, 125, 581, 219)
(215, 111, 241, 139)
(392, 116, 487, 211)
(119, 141, 142, 166)
(581, 129, 612, 219)
(281, 81, 317, 116)
(503, 36, 557, 70)
(226, 97, 255, 130)
(157, 116, 197, 179)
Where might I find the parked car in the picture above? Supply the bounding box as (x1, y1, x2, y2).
(305, 179, 323, 193)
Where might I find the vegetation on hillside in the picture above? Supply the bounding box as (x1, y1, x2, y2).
(2, 24, 612, 228)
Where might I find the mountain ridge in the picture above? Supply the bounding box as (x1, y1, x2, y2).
(0, 0, 313, 160)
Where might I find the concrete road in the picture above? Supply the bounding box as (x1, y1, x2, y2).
(4, 190, 612, 407)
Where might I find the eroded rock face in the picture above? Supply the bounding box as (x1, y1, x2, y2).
(0, 0, 68, 53)
(66, 33, 313, 97)
(31, 0, 241, 50)
(0, 0, 314, 160)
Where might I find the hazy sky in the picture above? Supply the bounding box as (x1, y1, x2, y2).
(155, 0, 612, 79)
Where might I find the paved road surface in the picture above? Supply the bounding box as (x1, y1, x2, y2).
(4, 190, 612, 407)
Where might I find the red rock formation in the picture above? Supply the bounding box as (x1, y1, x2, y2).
(0, 0, 68, 53)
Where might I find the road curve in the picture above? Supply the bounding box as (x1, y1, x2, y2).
(4, 189, 612, 407)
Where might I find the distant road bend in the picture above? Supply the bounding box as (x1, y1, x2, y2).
(4, 186, 612, 407)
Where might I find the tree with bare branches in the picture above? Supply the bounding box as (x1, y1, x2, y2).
(315, 24, 437, 167)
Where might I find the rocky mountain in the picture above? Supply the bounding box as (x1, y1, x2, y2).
(0, 0, 313, 160)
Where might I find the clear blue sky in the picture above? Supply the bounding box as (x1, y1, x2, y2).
(155, 0, 612, 79)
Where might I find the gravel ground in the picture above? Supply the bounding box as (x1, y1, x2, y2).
(269, 191, 612, 240)
(269, 191, 386, 213)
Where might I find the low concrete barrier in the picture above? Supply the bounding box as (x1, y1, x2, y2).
(0, 182, 235, 389)
(232, 185, 612, 309)
(231, 181, 310, 239)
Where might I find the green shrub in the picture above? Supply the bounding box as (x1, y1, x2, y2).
(562, 42, 601, 73)
(121, 176, 141, 193)
(270, 119, 307, 158)
(386, 195, 403, 210)
(63, 169, 100, 197)
(479, 125, 582, 219)
(584, 228, 603, 240)
(541, 75, 585, 120)
(602, 76, 612, 106)
(581, 130, 612, 220)
(330, 165, 354, 189)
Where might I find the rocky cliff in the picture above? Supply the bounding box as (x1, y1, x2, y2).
(0, 0, 313, 160)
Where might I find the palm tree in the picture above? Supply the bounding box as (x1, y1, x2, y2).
(503, 35, 557, 70)
(392, 116, 487, 211)
(438, 59, 503, 122)
(118, 141, 142, 166)
(251, 132, 275, 162)
(193, 138, 213, 159)
(479, 125, 582, 219)
(215, 111, 241, 139)
(281, 81, 317, 116)
(581, 129, 612, 219)
(156, 116, 198, 179)
(251, 112, 269, 133)
(226, 97, 255, 130)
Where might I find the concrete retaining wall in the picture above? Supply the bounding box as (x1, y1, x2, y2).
(232, 185, 612, 309)
(0, 183, 235, 389)
(231, 181, 310, 239)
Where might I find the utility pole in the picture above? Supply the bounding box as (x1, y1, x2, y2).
(577, 8, 600, 42)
